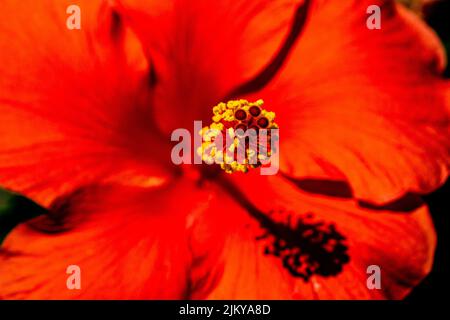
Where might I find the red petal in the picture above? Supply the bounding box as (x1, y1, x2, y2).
(116, 0, 305, 132)
(0, 180, 213, 299)
(246, 0, 450, 203)
(0, 0, 170, 207)
(201, 173, 436, 299)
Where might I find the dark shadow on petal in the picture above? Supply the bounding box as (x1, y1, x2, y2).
(283, 175, 424, 213)
(283, 175, 354, 199)
(110, 9, 124, 40)
(358, 193, 424, 213)
(148, 59, 159, 88)
(27, 188, 89, 234)
(0, 248, 24, 258)
(226, 0, 312, 99)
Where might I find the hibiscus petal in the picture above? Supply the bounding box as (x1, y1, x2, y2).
(199, 173, 435, 299)
(115, 0, 306, 132)
(0, 180, 214, 299)
(246, 0, 450, 203)
(0, 0, 171, 208)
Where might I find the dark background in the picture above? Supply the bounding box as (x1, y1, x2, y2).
(408, 180, 449, 300)
(406, 0, 450, 301)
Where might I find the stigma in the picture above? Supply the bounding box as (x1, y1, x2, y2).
(197, 99, 279, 174)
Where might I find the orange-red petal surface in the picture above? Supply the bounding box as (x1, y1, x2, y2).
(245, 0, 450, 203)
(0, 0, 170, 208)
(201, 173, 436, 299)
(116, 0, 305, 133)
(0, 180, 216, 299)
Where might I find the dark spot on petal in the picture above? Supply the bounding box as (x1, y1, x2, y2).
(148, 64, 158, 88)
(257, 210, 349, 281)
(110, 10, 123, 40)
(217, 176, 349, 281)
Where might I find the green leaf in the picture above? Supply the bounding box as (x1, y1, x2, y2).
(0, 190, 47, 245)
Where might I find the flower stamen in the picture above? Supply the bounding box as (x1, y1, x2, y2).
(198, 99, 279, 174)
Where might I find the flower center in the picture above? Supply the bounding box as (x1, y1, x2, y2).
(198, 99, 278, 173)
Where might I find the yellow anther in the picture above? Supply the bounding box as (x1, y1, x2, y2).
(198, 99, 278, 174)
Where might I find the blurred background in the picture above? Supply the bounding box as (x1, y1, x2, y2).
(0, 0, 449, 300)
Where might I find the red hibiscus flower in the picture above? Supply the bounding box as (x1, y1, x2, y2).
(0, 0, 449, 299)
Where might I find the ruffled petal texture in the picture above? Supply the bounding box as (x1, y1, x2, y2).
(199, 174, 436, 299)
(0, 0, 171, 208)
(245, 0, 450, 203)
(0, 180, 217, 299)
(116, 0, 306, 132)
